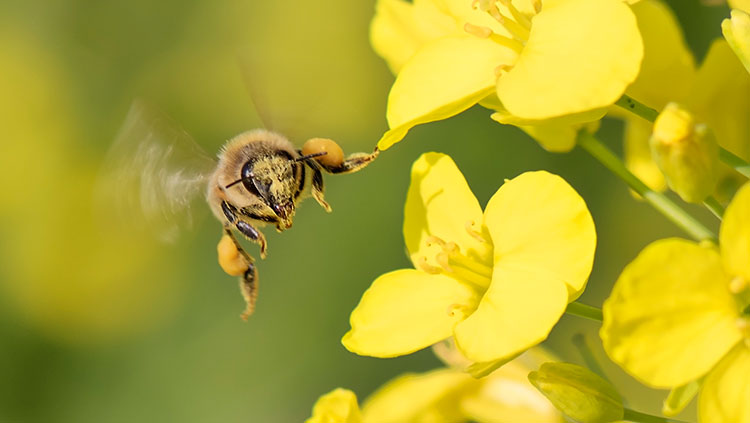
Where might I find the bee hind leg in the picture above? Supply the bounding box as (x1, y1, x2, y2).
(318, 148, 380, 175)
(217, 228, 259, 320)
(305, 160, 332, 212)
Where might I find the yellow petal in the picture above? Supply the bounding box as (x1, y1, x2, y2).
(730, 0, 750, 13)
(453, 263, 569, 363)
(361, 368, 474, 423)
(722, 9, 750, 75)
(720, 182, 750, 281)
(601, 239, 742, 388)
(622, 0, 695, 111)
(306, 388, 362, 423)
(699, 343, 750, 423)
(624, 117, 667, 192)
(686, 40, 750, 173)
(378, 35, 517, 150)
(497, 0, 642, 120)
(483, 171, 596, 298)
(404, 152, 489, 270)
(490, 111, 587, 153)
(342, 269, 479, 358)
(370, 0, 455, 74)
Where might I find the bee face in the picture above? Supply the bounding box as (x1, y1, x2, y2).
(239, 151, 301, 227)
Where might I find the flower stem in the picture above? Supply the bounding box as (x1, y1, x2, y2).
(719, 147, 750, 179)
(616, 95, 750, 179)
(577, 131, 716, 242)
(565, 301, 603, 322)
(615, 95, 659, 122)
(623, 408, 690, 423)
(703, 196, 724, 219)
(572, 333, 609, 381)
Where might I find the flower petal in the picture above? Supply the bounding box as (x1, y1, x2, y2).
(453, 263, 569, 362)
(601, 239, 742, 388)
(342, 269, 480, 358)
(686, 40, 750, 186)
(361, 368, 474, 423)
(497, 0, 642, 120)
(306, 388, 362, 423)
(378, 35, 517, 150)
(483, 171, 596, 298)
(699, 343, 750, 423)
(720, 182, 750, 281)
(370, 0, 456, 74)
(621, 0, 695, 111)
(404, 152, 489, 270)
(624, 116, 667, 192)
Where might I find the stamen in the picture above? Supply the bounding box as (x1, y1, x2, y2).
(464, 23, 493, 39)
(426, 235, 446, 248)
(494, 64, 512, 77)
(532, 0, 542, 14)
(451, 253, 494, 280)
(437, 252, 453, 272)
(447, 303, 474, 320)
(417, 256, 442, 274)
(498, 0, 532, 29)
(465, 220, 486, 242)
(730, 276, 748, 294)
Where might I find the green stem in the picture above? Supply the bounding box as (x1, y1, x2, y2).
(577, 132, 716, 242)
(616, 95, 750, 179)
(703, 196, 724, 219)
(565, 301, 603, 322)
(571, 333, 609, 381)
(719, 147, 750, 179)
(615, 95, 659, 122)
(623, 408, 690, 423)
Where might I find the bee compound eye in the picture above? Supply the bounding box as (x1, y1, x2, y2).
(302, 138, 344, 167)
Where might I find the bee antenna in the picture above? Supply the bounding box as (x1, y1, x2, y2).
(294, 151, 328, 162)
(225, 179, 244, 189)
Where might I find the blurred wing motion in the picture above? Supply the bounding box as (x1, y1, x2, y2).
(97, 101, 217, 243)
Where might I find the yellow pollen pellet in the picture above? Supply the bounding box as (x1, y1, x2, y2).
(302, 137, 344, 168)
(217, 234, 248, 276)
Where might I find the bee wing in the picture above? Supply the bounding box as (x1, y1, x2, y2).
(96, 101, 217, 243)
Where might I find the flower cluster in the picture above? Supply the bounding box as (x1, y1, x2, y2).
(305, 1, 750, 422)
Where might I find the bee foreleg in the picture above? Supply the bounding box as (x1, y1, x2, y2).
(306, 161, 332, 212)
(217, 229, 259, 320)
(317, 148, 379, 175)
(221, 200, 268, 258)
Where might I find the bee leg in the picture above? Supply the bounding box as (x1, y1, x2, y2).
(305, 160, 332, 212)
(217, 229, 259, 320)
(221, 200, 268, 259)
(317, 148, 380, 175)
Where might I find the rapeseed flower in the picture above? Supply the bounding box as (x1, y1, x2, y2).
(306, 349, 563, 423)
(342, 153, 595, 369)
(616, 0, 750, 197)
(371, 0, 643, 151)
(601, 182, 750, 422)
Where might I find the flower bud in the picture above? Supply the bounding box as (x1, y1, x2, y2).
(650, 103, 719, 203)
(723, 9, 750, 74)
(528, 362, 623, 423)
(306, 388, 362, 423)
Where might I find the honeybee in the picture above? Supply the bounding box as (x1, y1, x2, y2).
(99, 102, 378, 320)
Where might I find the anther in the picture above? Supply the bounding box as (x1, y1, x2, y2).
(532, 0, 542, 14)
(465, 221, 486, 242)
(495, 64, 512, 77)
(730, 276, 748, 294)
(437, 252, 454, 272)
(417, 256, 443, 274)
(464, 23, 493, 39)
(426, 235, 447, 248)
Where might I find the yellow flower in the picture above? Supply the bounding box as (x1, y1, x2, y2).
(615, 0, 750, 197)
(723, 9, 750, 74)
(342, 152, 596, 368)
(307, 349, 563, 423)
(372, 0, 643, 151)
(601, 182, 750, 422)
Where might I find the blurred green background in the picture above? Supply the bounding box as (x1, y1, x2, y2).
(0, 1, 730, 421)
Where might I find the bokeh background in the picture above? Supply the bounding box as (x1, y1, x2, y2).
(0, 1, 730, 421)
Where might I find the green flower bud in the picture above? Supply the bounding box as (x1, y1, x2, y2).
(528, 362, 623, 423)
(723, 9, 750, 74)
(650, 103, 719, 203)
